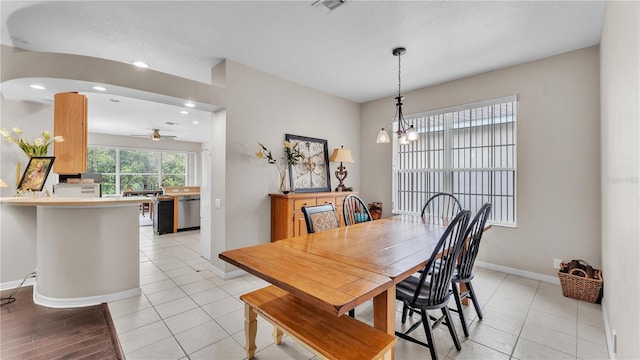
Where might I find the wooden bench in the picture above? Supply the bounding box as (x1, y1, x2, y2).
(240, 285, 396, 360)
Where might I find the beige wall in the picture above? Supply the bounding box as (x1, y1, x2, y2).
(361, 47, 602, 279)
(211, 60, 361, 273)
(600, 2, 640, 359)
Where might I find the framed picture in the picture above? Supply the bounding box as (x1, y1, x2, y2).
(286, 134, 331, 193)
(18, 156, 55, 192)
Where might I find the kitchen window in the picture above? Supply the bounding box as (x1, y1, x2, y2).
(88, 146, 191, 195)
(393, 95, 517, 226)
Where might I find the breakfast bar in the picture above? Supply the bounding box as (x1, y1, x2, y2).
(0, 196, 147, 308)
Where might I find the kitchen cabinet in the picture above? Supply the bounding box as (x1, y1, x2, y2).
(269, 191, 355, 242)
(53, 92, 87, 174)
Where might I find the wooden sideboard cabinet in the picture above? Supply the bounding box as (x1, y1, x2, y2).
(269, 191, 356, 242)
(54, 92, 88, 174)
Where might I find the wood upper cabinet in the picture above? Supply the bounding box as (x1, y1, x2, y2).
(269, 191, 355, 242)
(54, 92, 87, 174)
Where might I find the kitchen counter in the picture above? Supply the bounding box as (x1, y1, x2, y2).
(160, 187, 201, 233)
(1, 196, 144, 308)
(1, 196, 147, 206)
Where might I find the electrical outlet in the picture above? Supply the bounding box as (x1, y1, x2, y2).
(553, 258, 563, 269)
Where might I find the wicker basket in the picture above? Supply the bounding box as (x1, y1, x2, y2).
(557, 261, 603, 303)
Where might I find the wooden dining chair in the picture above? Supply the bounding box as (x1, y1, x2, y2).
(343, 194, 373, 226)
(396, 210, 471, 360)
(450, 203, 492, 337)
(421, 192, 463, 224)
(301, 203, 339, 234)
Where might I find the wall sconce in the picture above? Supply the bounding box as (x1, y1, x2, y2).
(329, 145, 355, 192)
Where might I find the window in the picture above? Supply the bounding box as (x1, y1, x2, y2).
(88, 146, 192, 195)
(393, 95, 516, 226)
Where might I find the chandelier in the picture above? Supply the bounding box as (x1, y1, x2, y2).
(376, 47, 419, 145)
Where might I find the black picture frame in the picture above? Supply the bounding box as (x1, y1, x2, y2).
(18, 156, 55, 192)
(285, 134, 331, 193)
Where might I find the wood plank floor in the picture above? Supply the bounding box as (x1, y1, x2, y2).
(1, 285, 122, 360)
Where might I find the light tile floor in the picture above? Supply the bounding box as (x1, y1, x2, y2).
(109, 226, 609, 360)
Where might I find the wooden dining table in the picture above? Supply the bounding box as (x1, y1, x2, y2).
(219, 215, 452, 359)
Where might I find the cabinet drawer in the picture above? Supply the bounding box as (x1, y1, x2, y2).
(294, 199, 317, 211)
(316, 197, 336, 206)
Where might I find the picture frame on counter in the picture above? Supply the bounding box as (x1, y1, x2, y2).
(18, 156, 55, 192)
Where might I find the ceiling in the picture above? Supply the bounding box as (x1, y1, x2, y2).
(1, 1, 605, 143)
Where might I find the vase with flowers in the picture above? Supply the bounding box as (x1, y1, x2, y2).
(257, 140, 305, 193)
(1, 127, 65, 158)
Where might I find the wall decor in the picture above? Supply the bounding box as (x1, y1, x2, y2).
(18, 156, 55, 192)
(285, 134, 331, 193)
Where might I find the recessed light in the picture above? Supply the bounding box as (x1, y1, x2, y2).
(29, 84, 46, 90)
(180, 110, 189, 115)
(132, 61, 149, 68)
(192, 120, 199, 124)
(93, 86, 107, 91)
(185, 102, 195, 108)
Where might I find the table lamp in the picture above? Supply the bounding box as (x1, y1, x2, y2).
(329, 146, 355, 192)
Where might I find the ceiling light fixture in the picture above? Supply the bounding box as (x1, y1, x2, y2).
(192, 120, 199, 125)
(376, 47, 419, 145)
(185, 102, 195, 108)
(29, 84, 46, 90)
(132, 61, 149, 68)
(93, 86, 107, 91)
(180, 110, 189, 114)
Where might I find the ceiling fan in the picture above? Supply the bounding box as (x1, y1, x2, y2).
(132, 129, 177, 141)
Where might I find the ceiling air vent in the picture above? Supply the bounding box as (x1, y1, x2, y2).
(312, 0, 348, 12)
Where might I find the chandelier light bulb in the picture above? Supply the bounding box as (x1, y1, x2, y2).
(406, 125, 419, 141)
(398, 133, 410, 145)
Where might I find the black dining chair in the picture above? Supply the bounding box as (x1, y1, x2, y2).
(301, 203, 340, 234)
(449, 203, 492, 337)
(396, 210, 471, 360)
(343, 194, 373, 226)
(421, 192, 463, 224)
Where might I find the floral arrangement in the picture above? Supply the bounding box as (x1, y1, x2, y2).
(1, 127, 65, 157)
(257, 140, 305, 192)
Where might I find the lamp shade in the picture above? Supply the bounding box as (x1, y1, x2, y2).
(329, 147, 355, 163)
(376, 129, 391, 144)
(0, 178, 8, 188)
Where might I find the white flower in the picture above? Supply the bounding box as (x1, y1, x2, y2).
(54, 136, 65, 142)
(12, 127, 22, 135)
(0, 128, 10, 137)
(34, 138, 44, 146)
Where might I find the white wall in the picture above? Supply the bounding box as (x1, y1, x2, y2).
(361, 47, 602, 278)
(0, 98, 54, 284)
(600, 2, 640, 359)
(210, 60, 361, 274)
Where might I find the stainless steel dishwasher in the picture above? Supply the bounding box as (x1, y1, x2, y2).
(177, 195, 200, 230)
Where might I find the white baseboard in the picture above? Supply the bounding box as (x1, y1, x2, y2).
(0, 277, 36, 292)
(601, 298, 614, 359)
(33, 284, 141, 308)
(209, 264, 247, 280)
(475, 261, 560, 284)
